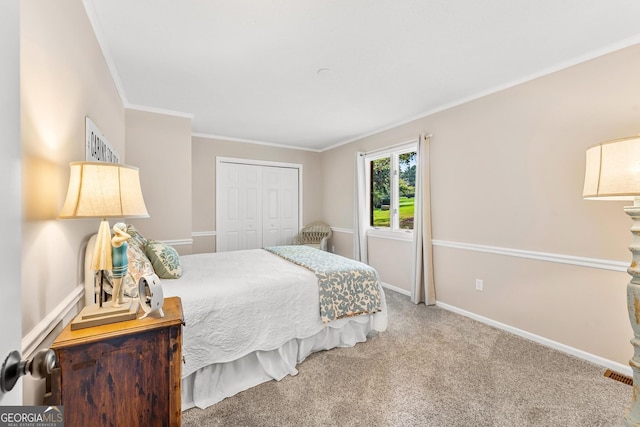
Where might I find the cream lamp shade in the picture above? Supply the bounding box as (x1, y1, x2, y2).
(58, 162, 149, 272)
(59, 162, 149, 218)
(583, 136, 640, 200)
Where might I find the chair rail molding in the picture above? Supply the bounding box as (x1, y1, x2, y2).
(431, 239, 627, 272)
(22, 285, 84, 359)
(162, 238, 194, 247)
(192, 231, 216, 237)
(330, 227, 353, 234)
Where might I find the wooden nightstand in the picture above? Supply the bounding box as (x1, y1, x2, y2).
(48, 297, 184, 427)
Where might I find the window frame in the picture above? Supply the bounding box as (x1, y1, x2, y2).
(364, 141, 418, 241)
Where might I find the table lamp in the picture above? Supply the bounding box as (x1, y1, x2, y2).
(583, 136, 640, 426)
(58, 161, 149, 328)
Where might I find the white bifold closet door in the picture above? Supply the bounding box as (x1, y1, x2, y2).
(217, 161, 299, 252)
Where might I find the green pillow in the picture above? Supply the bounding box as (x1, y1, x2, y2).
(145, 240, 182, 279)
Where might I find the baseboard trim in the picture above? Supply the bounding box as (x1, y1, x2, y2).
(22, 285, 84, 358)
(432, 239, 628, 272)
(435, 301, 632, 377)
(381, 282, 411, 297)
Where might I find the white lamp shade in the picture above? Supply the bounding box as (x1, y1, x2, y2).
(58, 162, 149, 219)
(583, 136, 640, 201)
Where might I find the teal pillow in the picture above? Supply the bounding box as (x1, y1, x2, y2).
(145, 240, 182, 279)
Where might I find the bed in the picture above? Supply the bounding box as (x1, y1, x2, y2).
(83, 225, 388, 410)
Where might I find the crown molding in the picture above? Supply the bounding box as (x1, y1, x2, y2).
(192, 132, 322, 152)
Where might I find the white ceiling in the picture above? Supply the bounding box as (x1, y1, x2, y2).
(85, 0, 640, 151)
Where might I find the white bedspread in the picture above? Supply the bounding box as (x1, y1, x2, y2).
(162, 249, 387, 378)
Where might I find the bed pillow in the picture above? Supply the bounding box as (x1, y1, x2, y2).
(145, 240, 182, 279)
(123, 242, 155, 298)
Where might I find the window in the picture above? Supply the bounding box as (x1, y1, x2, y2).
(366, 143, 417, 234)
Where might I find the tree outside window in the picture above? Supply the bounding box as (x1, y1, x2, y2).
(368, 146, 417, 232)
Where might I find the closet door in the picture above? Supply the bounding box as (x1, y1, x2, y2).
(280, 167, 299, 244)
(240, 165, 262, 249)
(262, 166, 299, 247)
(217, 162, 262, 252)
(217, 160, 299, 252)
(217, 162, 241, 251)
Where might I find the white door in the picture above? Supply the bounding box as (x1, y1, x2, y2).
(262, 167, 282, 248)
(240, 165, 262, 250)
(0, 0, 23, 404)
(218, 163, 264, 252)
(278, 167, 299, 245)
(262, 166, 299, 247)
(217, 160, 300, 252)
(217, 162, 242, 251)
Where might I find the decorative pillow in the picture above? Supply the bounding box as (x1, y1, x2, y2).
(123, 242, 155, 298)
(125, 224, 147, 252)
(145, 240, 182, 279)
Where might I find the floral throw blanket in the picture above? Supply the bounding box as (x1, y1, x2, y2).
(265, 245, 382, 323)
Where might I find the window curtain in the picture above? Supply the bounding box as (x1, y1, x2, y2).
(412, 135, 436, 305)
(353, 152, 368, 263)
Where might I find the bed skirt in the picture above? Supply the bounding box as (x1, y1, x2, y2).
(182, 313, 379, 410)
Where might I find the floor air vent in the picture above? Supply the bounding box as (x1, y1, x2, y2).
(604, 369, 633, 386)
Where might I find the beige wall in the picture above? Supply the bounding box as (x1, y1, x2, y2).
(125, 109, 193, 254)
(434, 248, 629, 363)
(20, 0, 126, 403)
(191, 136, 323, 253)
(322, 44, 640, 366)
(368, 236, 414, 292)
(328, 229, 353, 259)
(21, 0, 125, 336)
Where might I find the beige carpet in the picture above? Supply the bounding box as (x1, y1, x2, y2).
(182, 290, 630, 426)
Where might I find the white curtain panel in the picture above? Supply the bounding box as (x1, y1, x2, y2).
(411, 135, 436, 305)
(353, 152, 368, 263)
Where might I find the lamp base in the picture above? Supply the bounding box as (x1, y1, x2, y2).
(624, 199, 640, 425)
(71, 299, 139, 330)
